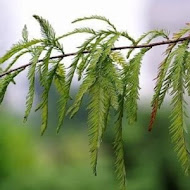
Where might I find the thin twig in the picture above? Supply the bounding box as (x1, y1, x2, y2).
(0, 36, 190, 78)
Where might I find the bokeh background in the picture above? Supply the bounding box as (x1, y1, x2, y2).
(1, 0, 190, 189)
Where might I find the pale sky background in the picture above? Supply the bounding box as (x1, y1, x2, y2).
(1, 0, 190, 111)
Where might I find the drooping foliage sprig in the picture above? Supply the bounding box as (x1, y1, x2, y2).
(0, 15, 190, 190)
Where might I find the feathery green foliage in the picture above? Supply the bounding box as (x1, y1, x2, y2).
(33, 15, 56, 41)
(0, 39, 43, 64)
(149, 27, 190, 131)
(169, 41, 190, 175)
(114, 94, 127, 190)
(126, 48, 150, 124)
(1, 15, 190, 190)
(185, 52, 190, 95)
(72, 15, 117, 31)
(24, 47, 45, 122)
(40, 60, 61, 135)
(0, 69, 24, 103)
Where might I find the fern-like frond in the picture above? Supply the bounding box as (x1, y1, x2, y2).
(87, 44, 123, 176)
(54, 63, 67, 124)
(35, 48, 54, 112)
(149, 54, 174, 131)
(77, 33, 111, 80)
(41, 48, 53, 85)
(0, 69, 24, 103)
(0, 39, 43, 64)
(33, 15, 56, 41)
(57, 27, 96, 40)
(113, 95, 127, 190)
(120, 31, 136, 45)
(24, 47, 44, 122)
(84, 47, 103, 73)
(56, 35, 98, 132)
(166, 26, 190, 55)
(77, 34, 105, 79)
(40, 60, 61, 135)
(67, 72, 96, 118)
(110, 51, 127, 67)
(127, 30, 169, 59)
(137, 30, 169, 45)
(185, 52, 190, 95)
(92, 33, 120, 70)
(88, 79, 109, 175)
(146, 30, 169, 43)
(4, 50, 30, 72)
(82, 39, 122, 175)
(172, 26, 190, 40)
(54, 63, 66, 93)
(22, 25, 29, 42)
(103, 56, 123, 107)
(41, 104, 48, 135)
(149, 41, 189, 131)
(72, 15, 117, 31)
(125, 48, 150, 124)
(169, 41, 190, 175)
(33, 15, 64, 54)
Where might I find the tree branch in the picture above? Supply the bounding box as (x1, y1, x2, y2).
(0, 36, 189, 78)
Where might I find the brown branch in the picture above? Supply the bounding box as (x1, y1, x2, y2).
(0, 36, 190, 78)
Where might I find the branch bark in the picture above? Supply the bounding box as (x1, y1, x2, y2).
(0, 36, 190, 78)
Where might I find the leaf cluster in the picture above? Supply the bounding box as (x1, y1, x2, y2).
(0, 15, 190, 190)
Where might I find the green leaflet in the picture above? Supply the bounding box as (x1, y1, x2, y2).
(87, 56, 121, 176)
(77, 32, 111, 80)
(57, 27, 96, 40)
(87, 79, 109, 176)
(22, 25, 29, 42)
(35, 48, 54, 111)
(72, 15, 117, 32)
(84, 47, 103, 73)
(68, 38, 107, 117)
(158, 44, 188, 106)
(4, 50, 30, 72)
(149, 41, 189, 131)
(165, 25, 190, 55)
(54, 63, 66, 94)
(125, 48, 150, 124)
(41, 104, 48, 135)
(184, 52, 190, 95)
(56, 34, 98, 133)
(110, 51, 127, 68)
(0, 39, 43, 64)
(41, 48, 54, 85)
(114, 94, 127, 190)
(0, 69, 24, 103)
(169, 41, 190, 175)
(172, 25, 190, 40)
(56, 58, 78, 132)
(24, 47, 45, 122)
(98, 34, 120, 63)
(67, 72, 96, 118)
(33, 15, 63, 53)
(79, 33, 122, 176)
(102, 56, 123, 109)
(148, 48, 175, 131)
(86, 35, 122, 175)
(67, 36, 123, 118)
(120, 31, 136, 45)
(40, 60, 61, 135)
(33, 15, 56, 41)
(127, 30, 169, 58)
(54, 63, 66, 126)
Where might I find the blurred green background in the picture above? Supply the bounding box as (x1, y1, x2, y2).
(1, 87, 190, 190)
